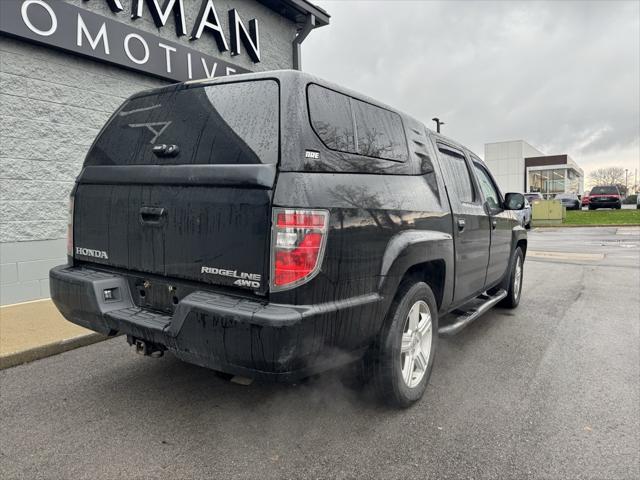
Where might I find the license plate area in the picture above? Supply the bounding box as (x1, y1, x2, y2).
(134, 279, 179, 314)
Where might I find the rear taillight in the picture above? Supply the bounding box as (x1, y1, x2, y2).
(66, 196, 74, 257)
(271, 208, 329, 291)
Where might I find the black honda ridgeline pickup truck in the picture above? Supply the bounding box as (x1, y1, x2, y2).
(50, 70, 527, 407)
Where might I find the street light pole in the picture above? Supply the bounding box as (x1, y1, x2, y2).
(625, 168, 628, 193)
(432, 117, 445, 134)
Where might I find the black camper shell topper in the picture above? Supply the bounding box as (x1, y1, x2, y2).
(50, 70, 527, 407)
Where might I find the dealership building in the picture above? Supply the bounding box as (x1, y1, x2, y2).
(484, 140, 584, 198)
(0, 0, 329, 305)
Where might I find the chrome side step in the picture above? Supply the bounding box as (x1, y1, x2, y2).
(438, 289, 507, 336)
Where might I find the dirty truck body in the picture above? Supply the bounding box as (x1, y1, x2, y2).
(50, 70, 526, 406)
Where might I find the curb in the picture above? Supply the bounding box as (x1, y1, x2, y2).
(0, 333, 108, 370)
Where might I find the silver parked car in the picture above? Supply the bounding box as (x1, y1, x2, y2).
(524, 192, 543, 203)
(555, 193, 581, 210)
(515, 197, 532, 229)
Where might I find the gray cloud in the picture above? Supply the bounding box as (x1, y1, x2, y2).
(303, 0, 640, 173)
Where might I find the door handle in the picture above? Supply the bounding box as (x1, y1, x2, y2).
(457, 218, 466, 232)
(491, 219, 497, 230)
(152, 144, 180, 158)
(139, 206, 166, 225)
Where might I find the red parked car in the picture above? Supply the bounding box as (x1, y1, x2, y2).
(588, 185, 622, 210)
(581, 190, 590, 207)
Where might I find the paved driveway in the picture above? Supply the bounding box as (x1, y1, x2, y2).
(1, 227, 638, 479)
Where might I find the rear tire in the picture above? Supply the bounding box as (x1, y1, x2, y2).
(588, 205, 595, 211)
(367, 281, 438, 408)
(499, 247, 524, 309)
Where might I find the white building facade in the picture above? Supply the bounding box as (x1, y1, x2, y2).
(484, 140, 584, 197)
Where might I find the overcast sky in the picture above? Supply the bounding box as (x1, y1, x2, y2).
(303, 0, 640, 179)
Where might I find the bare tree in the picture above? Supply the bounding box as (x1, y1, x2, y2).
(588, 167, 626, 187)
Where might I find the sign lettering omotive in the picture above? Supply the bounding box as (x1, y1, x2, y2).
(0, 0, 263, 82)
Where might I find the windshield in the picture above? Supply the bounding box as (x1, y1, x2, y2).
(591, 186, 619, 195)
(86, 80, 279, 166)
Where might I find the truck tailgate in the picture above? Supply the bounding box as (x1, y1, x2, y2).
(71, 79, 280, 295)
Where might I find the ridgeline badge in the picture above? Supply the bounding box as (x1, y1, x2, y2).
(201, 266, 261, 288)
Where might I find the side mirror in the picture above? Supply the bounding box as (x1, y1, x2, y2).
(504, 192, 525, 210)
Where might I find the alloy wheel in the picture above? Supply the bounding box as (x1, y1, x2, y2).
(400, 300, 433, 388)
(513, 255, 523, 301)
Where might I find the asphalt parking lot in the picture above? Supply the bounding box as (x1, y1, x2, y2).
(1, 227, 638, 479)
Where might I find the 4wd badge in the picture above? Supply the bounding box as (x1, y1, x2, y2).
(201, 266, 261, 289)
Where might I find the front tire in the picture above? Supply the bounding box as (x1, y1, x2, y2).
(499, 247, 524, 309)
(369, 281, 438, 408)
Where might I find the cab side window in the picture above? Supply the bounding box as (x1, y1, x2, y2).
(352, 99, 407, 161)
(473, 163, 501, 211)
(307, 84, 357, 153)
(438, 147, 475, 203)
(307, 84, 408, 161)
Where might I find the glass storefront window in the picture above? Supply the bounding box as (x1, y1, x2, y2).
(528, 170, 543, 193)
(566, 169, 580, 193)
(528, 168, 566, 197)
(548, 169, 565, 194)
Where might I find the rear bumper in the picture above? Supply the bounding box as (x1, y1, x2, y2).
(561, 201, 580, 210)
(589, 199, 621, 208)
(49, 265, 382, 381)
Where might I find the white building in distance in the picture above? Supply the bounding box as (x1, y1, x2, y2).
(484, 140, 584, 197)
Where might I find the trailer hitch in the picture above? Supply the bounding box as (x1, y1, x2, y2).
(127, 336, 166, 358)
